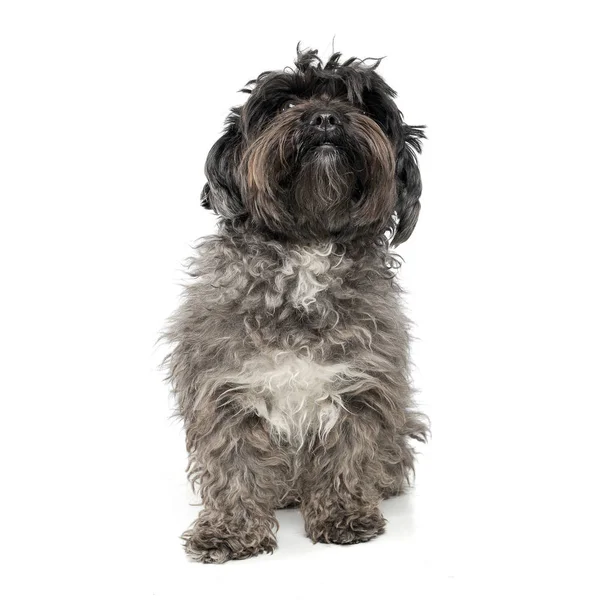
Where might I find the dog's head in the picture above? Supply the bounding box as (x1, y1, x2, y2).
(201, 48, 425, 245)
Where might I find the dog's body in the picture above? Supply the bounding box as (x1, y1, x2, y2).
(164, 49, 428, 563)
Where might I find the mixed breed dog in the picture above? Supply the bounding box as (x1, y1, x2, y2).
(163, 47, 428, 563)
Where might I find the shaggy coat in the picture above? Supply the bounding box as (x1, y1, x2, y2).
(164, 48, 428, 563)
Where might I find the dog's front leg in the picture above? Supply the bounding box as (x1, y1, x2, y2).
(182, 413, 286, 563)
(301, 407, 387, 545)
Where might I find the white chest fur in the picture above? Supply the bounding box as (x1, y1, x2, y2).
(233, 351, 363, 445)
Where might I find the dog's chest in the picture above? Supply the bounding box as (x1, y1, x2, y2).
(234, 245, 360, 443)
(234, 351, 362, 445)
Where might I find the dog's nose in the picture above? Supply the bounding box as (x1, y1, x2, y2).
(309, 111, 340, 131)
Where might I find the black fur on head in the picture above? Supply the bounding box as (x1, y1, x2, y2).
(201, 46, 425, 246)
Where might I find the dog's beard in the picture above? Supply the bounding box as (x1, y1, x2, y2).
(241, 112, 397, 241)
(289, 146, 356, 235)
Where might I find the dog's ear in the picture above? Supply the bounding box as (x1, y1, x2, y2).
(201, 110, 246, 219)
(391, 124, 425, 246)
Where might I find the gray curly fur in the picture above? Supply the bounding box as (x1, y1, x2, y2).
(163, 47, 428, 563)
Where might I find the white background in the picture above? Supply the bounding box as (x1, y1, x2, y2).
(1, 1, 599, 598)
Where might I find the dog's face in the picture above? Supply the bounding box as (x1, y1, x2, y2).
(202, 49, 424, 245)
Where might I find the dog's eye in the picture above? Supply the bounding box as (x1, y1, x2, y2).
(281, 101, 296, 112)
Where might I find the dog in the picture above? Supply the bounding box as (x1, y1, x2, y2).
(164, 47, 428, 563)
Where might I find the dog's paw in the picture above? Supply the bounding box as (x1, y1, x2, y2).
(306, 507, 386, 545)
(182, 509, 277, 564)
